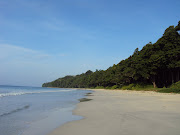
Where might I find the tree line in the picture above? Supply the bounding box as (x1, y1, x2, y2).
(42, 21, 180, 89)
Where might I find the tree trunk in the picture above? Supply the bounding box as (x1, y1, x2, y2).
(171, 71, 174, 84)
(152, 81, 157, 88)
(152, 75, 157, 88)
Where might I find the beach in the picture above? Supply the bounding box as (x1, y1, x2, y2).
(49, 89, 180, 135)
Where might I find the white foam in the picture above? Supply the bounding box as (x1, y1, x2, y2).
(0, 89, 75, 98)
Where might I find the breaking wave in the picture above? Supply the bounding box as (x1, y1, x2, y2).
(0, 89, 76, 98)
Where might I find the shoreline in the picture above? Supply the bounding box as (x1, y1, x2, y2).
(45, 86, 180, 94)
(49, 89, 180, 135)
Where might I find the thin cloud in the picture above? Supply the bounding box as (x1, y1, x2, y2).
(0, 44, 66, 86)
(0, 44, 51, 61)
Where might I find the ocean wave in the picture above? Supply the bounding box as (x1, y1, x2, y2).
(0, 89, 75, 98)
(0, 105, 30, 117)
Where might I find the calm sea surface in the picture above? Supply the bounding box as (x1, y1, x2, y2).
(0, 85, 91, 135)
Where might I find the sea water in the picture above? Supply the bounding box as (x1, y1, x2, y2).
(0, 85, 91, 135)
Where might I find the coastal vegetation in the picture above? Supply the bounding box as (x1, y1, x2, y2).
(43, 21, 180, 93)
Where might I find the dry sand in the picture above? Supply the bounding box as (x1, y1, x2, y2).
(49, 89, 180, 135)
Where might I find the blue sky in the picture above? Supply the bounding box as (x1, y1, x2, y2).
(0, 0, 179, 86)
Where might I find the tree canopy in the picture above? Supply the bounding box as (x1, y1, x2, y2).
(43, 21, 180, 88)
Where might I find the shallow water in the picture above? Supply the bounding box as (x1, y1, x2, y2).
(0, 85, 91, 135)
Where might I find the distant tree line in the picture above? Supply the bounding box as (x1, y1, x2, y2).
(42, 21, 180, 88)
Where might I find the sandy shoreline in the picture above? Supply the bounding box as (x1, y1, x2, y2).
(49, 89, 180, 135)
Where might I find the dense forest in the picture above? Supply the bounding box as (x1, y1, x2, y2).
(43, 21, 180, 89)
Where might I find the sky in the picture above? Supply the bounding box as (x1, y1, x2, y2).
(0, 0, 179, 86)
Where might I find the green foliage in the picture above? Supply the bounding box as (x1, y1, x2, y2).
(170, 81, 180, 89)
(163, 26, 175, 36)
(132, 84, 154, 90)
(120, 83, 153, 90)
(121, 84, 135, 90)
(175, 21, 180, 31)
(157, 88, 180, 93)
(133, 48, 139, 56)
(43, 21, 180, 90)
(111, 85, 119, 89)
(94, 86, 104, 89)
(105, 86, 112, 89)
(156, 81, 180, 93)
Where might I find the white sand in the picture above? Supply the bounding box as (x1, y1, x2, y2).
(49, 89, 180, 135)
